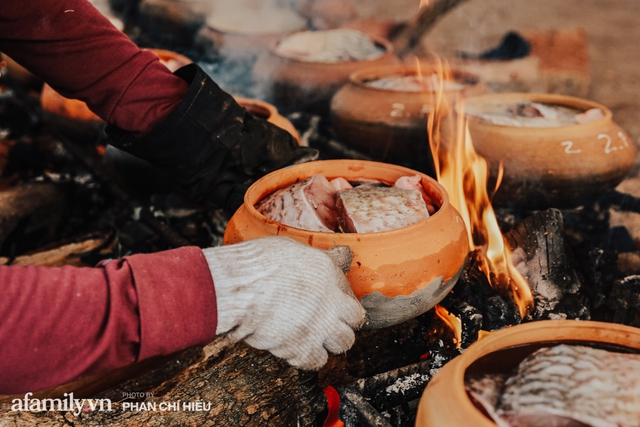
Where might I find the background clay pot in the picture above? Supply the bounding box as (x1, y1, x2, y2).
(234, 97, 301, 143)
(40, 49, 192, 142)
(330, 65, 487, 171)
(195, 10, 307, 60)
(463, 93, 637, 208)
(252, 33, 399, 115)
(416, 320, 640, 427)
(223, 159, 469, 329)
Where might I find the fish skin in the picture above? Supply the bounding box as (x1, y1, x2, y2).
(336, 186, 429, 233)
(497, 344, 640, 427)
(256, 174, 338, 232)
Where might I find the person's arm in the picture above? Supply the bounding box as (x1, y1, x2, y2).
(0, 238, 365, 395)
(0, 0, 189, 137)
(0, 247, 217, 394)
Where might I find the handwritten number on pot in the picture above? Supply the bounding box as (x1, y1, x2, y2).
(600, 133, 618, 154)
(390, 103, 405, 117)
(561, 140, 581, 154)
(618, 131, 630, 147)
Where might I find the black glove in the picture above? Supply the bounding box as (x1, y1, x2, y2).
(106, 63, 318, 213)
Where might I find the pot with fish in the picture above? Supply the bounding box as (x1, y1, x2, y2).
(330, 64, 487, 170)
(416, 320, 640, 427)
(252, 29, 399, 115)
(224, 159, 469, 329)
(463, 93, 636, 208)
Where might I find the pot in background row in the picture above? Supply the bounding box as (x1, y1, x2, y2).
(252, 32, 399, 115)
(195, 5, 307, 60)
(223, 159, 469, 329)
(463, 92, 636, 208)
(330, 65, 487, 170)
(416, 320, 640, 427)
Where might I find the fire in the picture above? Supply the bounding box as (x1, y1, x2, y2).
(423, 57, 534, 318)
(434, 305, 462, 349)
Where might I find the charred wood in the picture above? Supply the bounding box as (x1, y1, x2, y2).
(0, 183, 66, 258)
(391, 0, 469, 57)
(504, 208, 589, 320)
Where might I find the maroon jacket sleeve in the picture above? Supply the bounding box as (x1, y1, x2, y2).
(0, 247, 218, 394)
(0, 0, 189, 137)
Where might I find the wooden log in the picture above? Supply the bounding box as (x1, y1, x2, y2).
(0, 338, 300, 426)
(391, 0, 469, 57)
(504, 208, 590, 320)
(0, 235, 109, 267)
(0, 183, 66, 251)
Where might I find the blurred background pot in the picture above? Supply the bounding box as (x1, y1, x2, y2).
(234, 97, 301, 143)
(40, 49, 192, 142)
(463, 92, 636, 208)
(252, 31, 399, 115)
(416, 320, 640, 427)
(330, 65, 486, 171)
(195, 4, 307, 60)
(223, 159, 469, 329)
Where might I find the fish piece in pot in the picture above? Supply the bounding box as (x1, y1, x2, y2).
(495, 344, 640, 427)
(336, 186, 429, 233)
(256, 174, 338, 232)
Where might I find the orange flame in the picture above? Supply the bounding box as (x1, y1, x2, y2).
(423, 57, 534, 318)
(434, 305, 462, 348)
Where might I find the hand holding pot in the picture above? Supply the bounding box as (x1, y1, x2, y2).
(203, 236, 366, 370)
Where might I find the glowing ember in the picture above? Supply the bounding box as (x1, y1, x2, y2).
(424, 57, 534, 318)
(434, 305, 462, 348)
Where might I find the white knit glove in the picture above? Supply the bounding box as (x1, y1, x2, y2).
(203, 236, 366, 370)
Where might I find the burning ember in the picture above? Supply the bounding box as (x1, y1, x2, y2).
(434, 305, 462, 348)
(424, 57, 534, 318)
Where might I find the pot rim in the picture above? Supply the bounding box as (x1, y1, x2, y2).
(266, 31, 395, 65)
(416, 320, 640, 427)
(204, 21, 307, 38)
(143, 48, 192, 67)
(461, 92, 613, 131)
(423, 319, 640, 425)
(347, 65, 482, 94)
(243, 159, 453, 237)
(234, 97, 276, 120)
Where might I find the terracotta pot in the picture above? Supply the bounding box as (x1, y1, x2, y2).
(40, 49, 192, 141)
(463, 93, 636, 208)
(252, 33, 399, 114)
(416, 320, 640, 427)
(195, 13, 307, 59)
(235, 97, 301, 143)
(224, 159, 469, 329)
(330, 65, 487, 167)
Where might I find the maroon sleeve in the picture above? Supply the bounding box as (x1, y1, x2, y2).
(0, 0, 189, 137)
(0, 247, 218, 394)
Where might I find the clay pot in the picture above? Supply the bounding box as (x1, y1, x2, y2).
(330, 65, 487, 169)
(223, 159, 469, 329)
(416, 320, 640, 427)
(40, 49, 192, 141)
(235, 97, 301, 143)
(196, 13, 307, 59)
(252, 33, 399, 114)
(463, 93, 636, 208)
